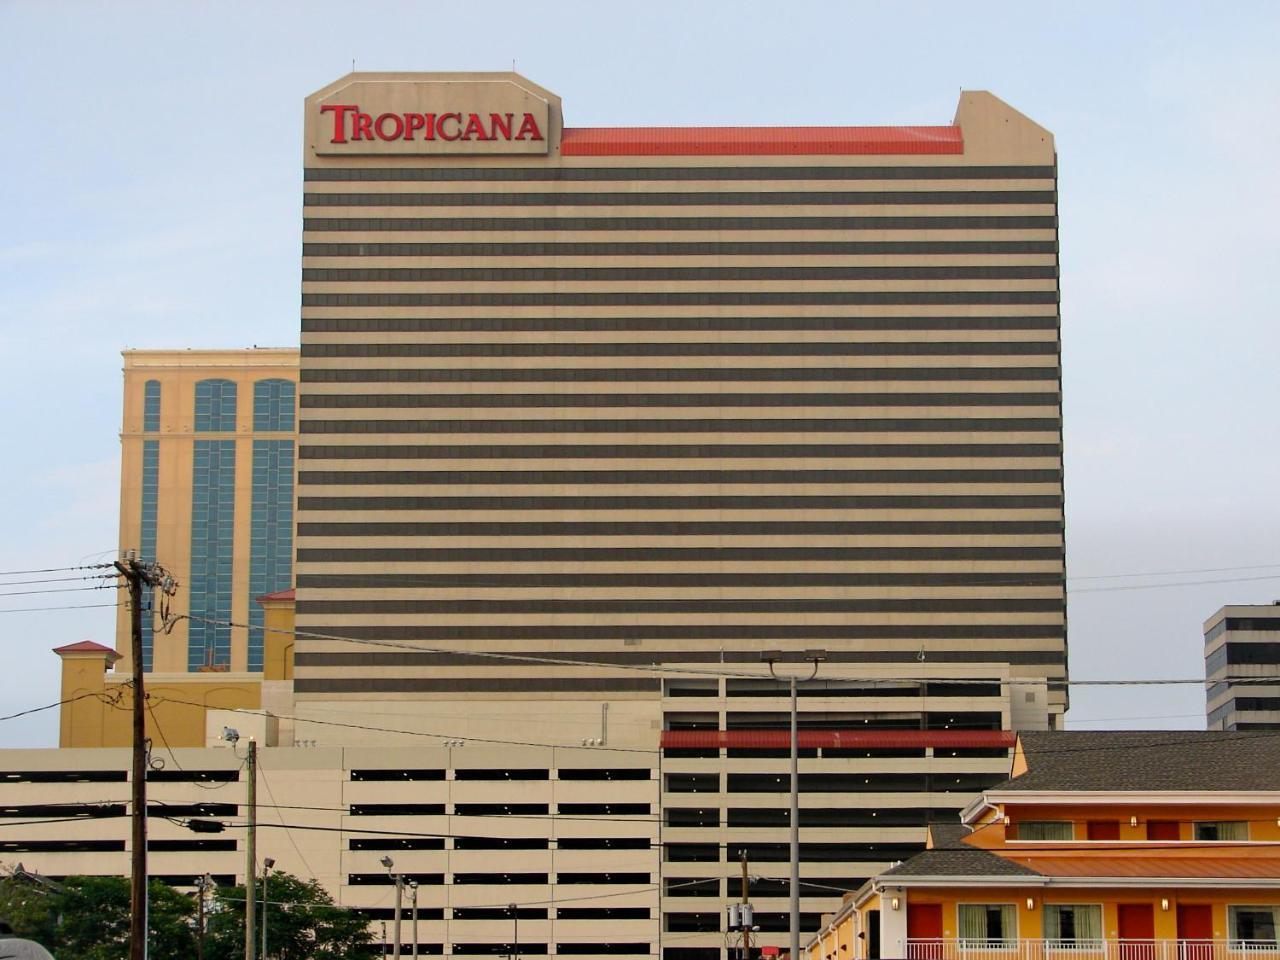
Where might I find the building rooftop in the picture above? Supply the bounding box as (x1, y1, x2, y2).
(558, 125, 963, 157)
(995, 730, 1280, 793)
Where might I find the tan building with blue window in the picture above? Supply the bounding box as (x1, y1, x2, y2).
(115, 349, 298, 676)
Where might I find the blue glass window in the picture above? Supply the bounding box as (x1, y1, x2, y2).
(194, 379, 237, 433)
(253, 379, 295, 432)
(247, 440, 294, 672)
(188, 440, 235, 671)
(143, 380, 161, 433)
(139, 440, 159, 671)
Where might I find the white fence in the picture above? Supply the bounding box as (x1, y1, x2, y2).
(902, 941, 1280, 960)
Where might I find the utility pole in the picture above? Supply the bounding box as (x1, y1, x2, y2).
(410, 880, 419, 958)
(245, 739, 257, 960)
(740, 852, 752, 960)
(764, 650, 826, 960)
(196, 874, 209, 960)
(382, 856, 403, 960)
(262, 857, 274, 960)
(115, 552, 176, 960)
(509, 903, 519, 960)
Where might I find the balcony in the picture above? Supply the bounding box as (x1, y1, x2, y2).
(902, 941, 1280, 960)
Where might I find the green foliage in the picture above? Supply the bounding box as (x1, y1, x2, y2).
(204, 871, 376, 960)
(0, 873, 196, 960)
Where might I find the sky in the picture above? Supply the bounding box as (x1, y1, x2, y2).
(1, 1, 1278, 747)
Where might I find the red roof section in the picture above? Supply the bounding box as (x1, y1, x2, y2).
(661, 729, 1014, 749)
(257, 588, 295, 603)
(52, 640, 121, 659)
(560, 125, 963, 157)
(1005, 854, 1280, 881)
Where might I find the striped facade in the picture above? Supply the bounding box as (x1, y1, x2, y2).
(295, 74, 1065, 713)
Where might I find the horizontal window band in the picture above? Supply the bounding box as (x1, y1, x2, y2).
(291, 623, 1065, 642)
(302, 291, 1060, 307)
(303, 164, 1057, 183)
(304, 190, 1056, 208)
(296, 545, 1064, 563)
(301, 316, 1060, 333)
(300, 366, 1059, 384)
(298, 468, 1063, 486)
(297, 520, 1062, 537)
(301, 265, 1058, 282)
(299, 417, 1059, 436)
(297, 572, 1061, 589)
(300, 392, 1059, 410)
(297, 494, 1062, 511)
(294, 648, 1063, 667)
(296, 598, 1064, 614)
(300, 341, 1057, 358)
(295, 677, 660, 693)
(304, 214, 1058, 232)
(298, 443, 1062, 460)
(303, 240, 1059, 257)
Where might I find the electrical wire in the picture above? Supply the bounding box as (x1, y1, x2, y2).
(0, 690, 108, 724)
(258, 761, 318, 879)
(0, 583, 123, 598)
(0, 601, 125, 614)
(0, 563, 115, 577)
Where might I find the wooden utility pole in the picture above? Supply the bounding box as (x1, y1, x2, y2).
(115, 553, 176, 960)
(740, 852, 752, 960)
(245, 738, 257, 960)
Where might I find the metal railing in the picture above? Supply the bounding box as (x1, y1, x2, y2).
(902, 940, 1280, 960)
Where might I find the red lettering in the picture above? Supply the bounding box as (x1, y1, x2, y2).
(463, 113, 490, 140)
(516, 113, 544, 141)
(490, 113, 513, 139)
(352, 111, 374, 141)
(404, 113, 426, 140)
(438, 112, 462, 141)
(423, 113, 437, 140)
(375, 112, 405, 141)
(320, 103, 357, 143)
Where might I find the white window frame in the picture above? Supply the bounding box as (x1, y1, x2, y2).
(1228, 905, 1278, 948)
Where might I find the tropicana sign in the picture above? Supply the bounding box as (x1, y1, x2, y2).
(308, 74, 556, 157)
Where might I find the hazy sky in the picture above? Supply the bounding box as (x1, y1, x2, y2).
(2, 1, 1278, 747)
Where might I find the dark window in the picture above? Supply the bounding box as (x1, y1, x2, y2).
(148, 840, 236, 852)
(454, 837, 548, 850)
(728, 809, 788, 828)
(665, 914, 721, 934)
(0, 770, 126, 783)
(452, 944, 547, 956)
(348, 873, 444, 885)
(665, 878, 720, 897)
(454, 769, 549, 780)
(556, 873, 650, 885)
(558, 908, 651, 920)
(349, 838, 445, 851)
(666, 773, 719, 793)
(559, 803, 650, 815)
(665, 843, 719, 862)
(451, 873, 548, 885)
(667, 808, 719, 828)
(556, 838, 650, 851)
(147, 769, 239, 783)
(349, 804, 446, 816)
(452, 908, 547, 921)
(454, 804, 548, 816)
(556, 944, 648, 955)
(558, 768, 651, 781)
(0, 840, 126, 853)
(351, 769, 446, 781)
(1086, 821, 1120, 841)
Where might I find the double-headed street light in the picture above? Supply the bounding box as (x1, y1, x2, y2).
(762, 649, 827, 960)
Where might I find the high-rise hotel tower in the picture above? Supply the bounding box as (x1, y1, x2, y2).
(296, 73, 1063, 709)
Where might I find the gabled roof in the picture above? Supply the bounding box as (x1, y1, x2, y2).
(882, 844, 1040, 879)
(256, 588, 295, 603)
(995, 731, 1280, 792)
(52, 640, 121, 660)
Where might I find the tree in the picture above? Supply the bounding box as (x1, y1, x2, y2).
(0, 873, 197, 960)
(203, 870, 375, 960)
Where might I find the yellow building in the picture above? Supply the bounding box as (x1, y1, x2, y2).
(805, 732, 1280, 960)
(116, 348, 298, 677)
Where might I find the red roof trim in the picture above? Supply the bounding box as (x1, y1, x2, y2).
(256, 588, 295, 603)
(661, 729, 1014, 749)
(52, 639, 121, 659)
(560, 125, 963, 157)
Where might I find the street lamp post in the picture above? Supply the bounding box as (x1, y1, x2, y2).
(382, 856, 404, 960)
(763, 649, 826, 960)
(509, 903, 519, 960)
(409, 880, 419, 958)
(261, 857, 274, 960)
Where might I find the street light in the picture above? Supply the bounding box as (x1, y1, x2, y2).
(382, 856, 404, 960)
(409, 880, 419, 958)
(763, 649, 826, 960)
(262, 857, 275, 960)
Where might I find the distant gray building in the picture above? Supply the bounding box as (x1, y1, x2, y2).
(1205, 603, 1280, 730)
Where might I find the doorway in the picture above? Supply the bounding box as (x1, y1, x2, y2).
(1118, 904, 1155, 960)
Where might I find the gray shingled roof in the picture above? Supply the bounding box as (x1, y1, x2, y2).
(882, 845, 1039, 878)
(993, 730, 1280, 792)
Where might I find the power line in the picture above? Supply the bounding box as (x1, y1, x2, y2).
(0, 563, 115, 577)
(0, 600, 124, 614)
(0, 573, 121, 588)
(0, 583, 123, 598)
